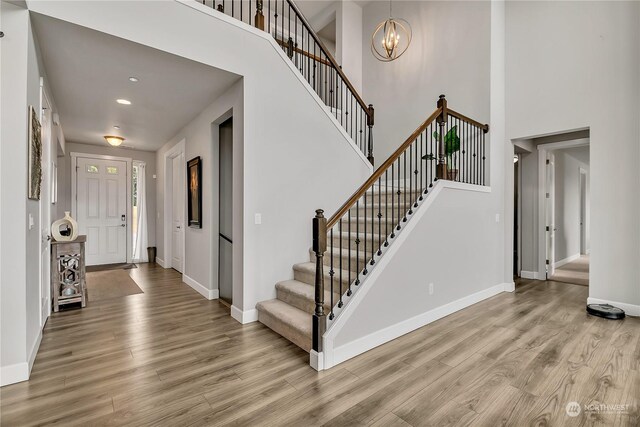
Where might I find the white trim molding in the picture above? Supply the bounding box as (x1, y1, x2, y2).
(520, 270, 545, 280)
(155, 257, 167, 268)
(231, 305, 258, 324)
(554, 253, 581, 269)
(587, 297, 640, 317)
(182, 273, 218, 300)
(319, 283, 507, 370)
(1, 328, 42, 386)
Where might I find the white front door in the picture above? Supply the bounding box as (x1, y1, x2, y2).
(40, 94, 53, 325)
(76, 157, 128, 265)
(171, 154, 184, 272)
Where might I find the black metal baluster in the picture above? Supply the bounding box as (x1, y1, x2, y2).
(482, 130, 486, 185)
(377, 176, 382, 255)
(413, 138, 419, 206)
(420, 133, 424, 199)
(391, 163, 395, 238)
(397, 157, 401, 230)
(338, 219, 343, 308)
(403, 151, 408, 222)
(429, 123, 434, 187)
(347, 208, 352, 296)
(355, 200, 360, 285)
(408, 143, 413, 215)
(363, 190, 367, 275)
(370, 182, 375, 265)
(329, 227, 334, 319)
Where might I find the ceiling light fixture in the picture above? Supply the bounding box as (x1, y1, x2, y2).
(104, 135, 125, 147)
(371, 0, 411, 62)
(116, 99, 131, 105)
(128, 77, 139, 82)
(113, 125, 120, 130)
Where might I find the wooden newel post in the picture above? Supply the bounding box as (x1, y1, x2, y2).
(436, 94, 448, 180)
(255, 0, 265, 31)
(312, 209, 327, 353)
(367, 104, 375, 166)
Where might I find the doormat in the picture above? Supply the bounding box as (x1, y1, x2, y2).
(86, 263, 138, 273)
(86, 269, 143, 302)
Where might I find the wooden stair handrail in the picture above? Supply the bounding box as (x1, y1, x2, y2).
(284, 0, 371, 119)
(327, 107, 443, 229)
(448, 108, 490, 133)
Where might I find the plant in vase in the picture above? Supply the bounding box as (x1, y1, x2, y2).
(422, 125, 461, 180)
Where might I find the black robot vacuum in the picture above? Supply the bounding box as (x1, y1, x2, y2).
(586, 304, 625, 320)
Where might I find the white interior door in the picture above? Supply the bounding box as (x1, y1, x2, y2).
(545, 152, 555, 278)
(171, 154, 185, 272)
(76, 157, 128, 265)
(40, 94, 52, 325)
(580, 170, 587, 255)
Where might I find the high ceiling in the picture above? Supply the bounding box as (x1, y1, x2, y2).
(31, 14, 240, 152)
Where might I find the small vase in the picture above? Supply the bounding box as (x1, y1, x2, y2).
(52, 211, 78, 242)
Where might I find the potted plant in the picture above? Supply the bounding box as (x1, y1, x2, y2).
(422, 125, 461, 180)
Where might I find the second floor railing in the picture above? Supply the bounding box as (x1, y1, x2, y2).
(201, 0, 375, 164)
(311, 95, 489, 353)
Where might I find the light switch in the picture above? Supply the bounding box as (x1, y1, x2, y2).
(255, 213, 262, 225)
(29, 213, 34, 230)
(152, 174, 157, 179)
(495, 214, 500, 223)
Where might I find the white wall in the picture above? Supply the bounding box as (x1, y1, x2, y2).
(553, 148, 589, 264)
(362, 1, 491, 162)
(506, 1, 640, 309)
(25, 0, 371, 319)
(323, 182, 509, 368)
(336, 0, 363, 94)
(56, 142, 158, 247)
(1, 2, 61, 385)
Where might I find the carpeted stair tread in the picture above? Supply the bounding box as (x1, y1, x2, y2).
(293, 262, 355, 287)
(256, 299, 311, 352)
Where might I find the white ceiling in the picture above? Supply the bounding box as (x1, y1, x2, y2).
(32, 14, 240, 152)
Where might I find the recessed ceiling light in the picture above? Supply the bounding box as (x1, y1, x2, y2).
(104, 135, 125, 147)
(116, 99, 131, 105)
(113, 125, 120, 130)
(128, 77, 139, 82)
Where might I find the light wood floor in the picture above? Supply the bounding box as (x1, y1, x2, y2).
(1, 265, 638, 426)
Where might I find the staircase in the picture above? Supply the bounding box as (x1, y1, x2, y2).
(257, 95, 489, 361)
(256, 189, 417, 351)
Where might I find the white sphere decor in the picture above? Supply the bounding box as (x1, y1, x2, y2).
(51, 211, 78, 242)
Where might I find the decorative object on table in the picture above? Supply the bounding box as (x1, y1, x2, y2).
(28, 105, 43, 200)
(371, 0, 412, 62)
(187, 156, 202, 228)
(51, 211, 79, 242)
(51, 235, 87, 312)
(423, 125, 461, 181)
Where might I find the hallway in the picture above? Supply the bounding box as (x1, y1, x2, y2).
(550, 255, 590, 286)
(1, 267, 637, 425)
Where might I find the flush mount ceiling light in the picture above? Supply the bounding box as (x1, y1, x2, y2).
(116, 99, 131, 105)
(371, 0, 412, 62)
(113, 125, 121, 130)
(128, 77, 139, 82)
(104, 135, 125, 147)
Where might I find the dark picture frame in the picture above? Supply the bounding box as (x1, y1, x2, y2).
(187, 156, 202, 228)
(28, 105, 43, 200)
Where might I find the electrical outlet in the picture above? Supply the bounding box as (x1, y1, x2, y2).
(255, 213, 262, 225)
(495, 213, 500, 223)
(428, 283, 434, 295)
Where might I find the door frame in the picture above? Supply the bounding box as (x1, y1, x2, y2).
(162, 139, 186, 272)
(71, 152, 133, 264)
(39, 82, 53, 326)
(579, 167, 588, 255)
(537, 139, 589, 279)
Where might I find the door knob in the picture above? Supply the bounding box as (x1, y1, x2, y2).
(121, 224, 126, 227)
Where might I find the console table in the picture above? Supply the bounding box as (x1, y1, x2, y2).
(51, 235, 87, 312)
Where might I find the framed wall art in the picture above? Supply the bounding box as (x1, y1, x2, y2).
(187, 156, 202, 228)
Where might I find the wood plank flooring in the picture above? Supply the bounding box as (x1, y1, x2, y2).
(1, 265, 638, 426)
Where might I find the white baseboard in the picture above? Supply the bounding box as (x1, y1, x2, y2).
(182, 274, 218, 300)
(324, 283, 506, 370)
(310, 350, 324, 371)
(231, 305, 258, 324)
(155, 257, 167, 268)
(503, 281, 516, 292)
(587, 297, 640, 317)
(520, 270, 544, 280)
(0, 362, 29, 387)
(1, 328, 42, 387)
(554, 253, 580, 269)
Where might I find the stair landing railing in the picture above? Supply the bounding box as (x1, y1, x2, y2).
(200, 0, 375, 164)
(311, 95, 489, 353)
